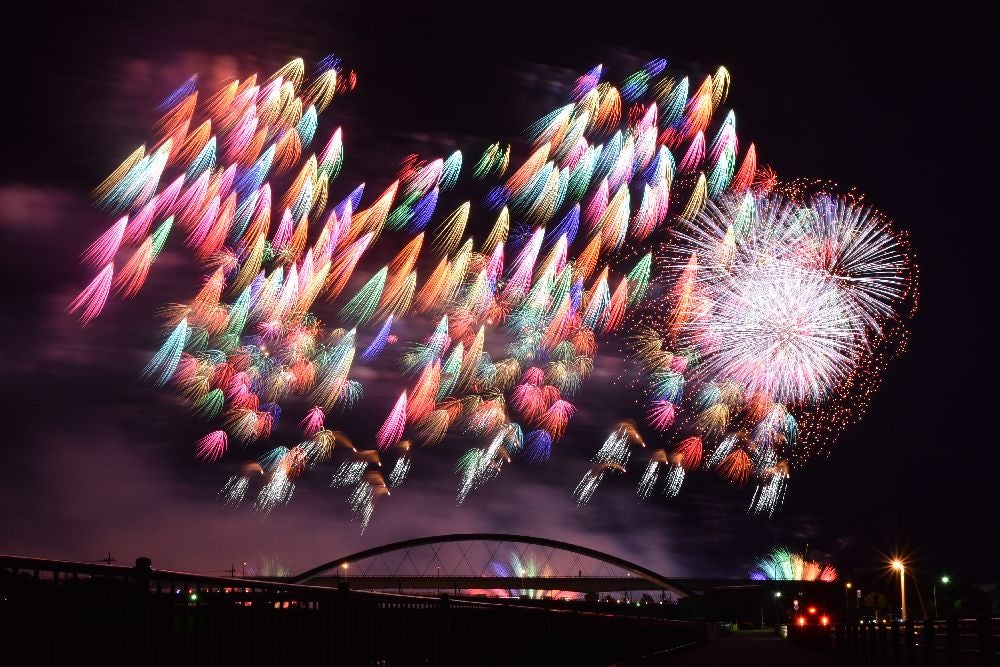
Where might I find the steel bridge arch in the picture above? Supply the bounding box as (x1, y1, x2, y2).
(290, 533, 689, 597)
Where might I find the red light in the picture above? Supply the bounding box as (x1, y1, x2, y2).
(797, 617, 806, 626)
(808, 606, 817, 614)
(821, 616, 830, 626)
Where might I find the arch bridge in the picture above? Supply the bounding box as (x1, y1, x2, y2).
(290, 533, 689, 598)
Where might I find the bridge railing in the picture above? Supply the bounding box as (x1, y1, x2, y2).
(0, 554, 709, 666)
(789, 616, 999, 666)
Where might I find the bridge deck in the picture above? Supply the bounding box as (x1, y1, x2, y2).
(622, 630, 843, 666)
(310, 574, 676, 593)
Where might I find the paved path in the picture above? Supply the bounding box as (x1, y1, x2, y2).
(620, 629, 843, 666)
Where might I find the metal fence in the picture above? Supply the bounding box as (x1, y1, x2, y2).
(0, 555, 708, 666)
(790, 617, 999, 666)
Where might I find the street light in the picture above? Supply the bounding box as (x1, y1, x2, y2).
(845, 582, 853, 612)
(891, 560, 906, 622)
(933, 575, 949, 618)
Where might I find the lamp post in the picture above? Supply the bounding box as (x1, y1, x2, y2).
(933, 575, 949, 618)
(845, 582, 853, 611)
(891, 560, 906, 621)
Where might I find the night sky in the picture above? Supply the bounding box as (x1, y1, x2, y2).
(0, 1, 994, 585)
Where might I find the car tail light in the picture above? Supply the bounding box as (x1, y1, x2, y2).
(821, 616, 829, 626)
(797, 616, 806, 626)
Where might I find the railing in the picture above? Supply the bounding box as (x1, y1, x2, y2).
(790, 616, 999, 666)
(0, 555, 708, 666)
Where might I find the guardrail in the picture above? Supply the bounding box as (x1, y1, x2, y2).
(0, 555, 708, 666)
(790, 616, 999, 666)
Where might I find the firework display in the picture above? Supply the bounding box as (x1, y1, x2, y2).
(486, 552, 569, 599)
(749, 548, 838, 582)
(72, 54, 915, 529)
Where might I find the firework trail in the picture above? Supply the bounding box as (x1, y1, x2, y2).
(73, 53, 915, 527)
(387, 440, 413, 487)
(573, 422, 641, 506)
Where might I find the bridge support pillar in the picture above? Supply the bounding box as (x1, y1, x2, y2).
(905, 619, 917, 667)
(132, 557, 152, 666)
(437, 594, 451, 666)
(978, 615, 994, 667)
(924, 619, 937, 667)
(946, 615, 962, 666)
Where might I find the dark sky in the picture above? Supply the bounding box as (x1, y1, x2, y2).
(0, 0, 995, 585)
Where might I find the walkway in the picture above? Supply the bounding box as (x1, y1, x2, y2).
(620, 629, 843, 666)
